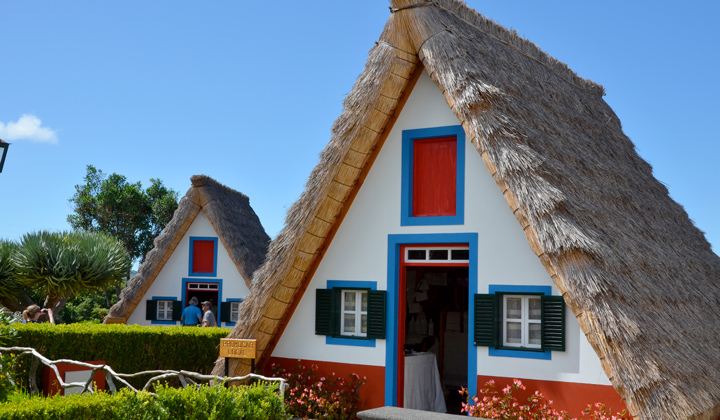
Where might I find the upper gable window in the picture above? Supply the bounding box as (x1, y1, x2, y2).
(189, 237, 218, 277)
(401, 125, 465, 226)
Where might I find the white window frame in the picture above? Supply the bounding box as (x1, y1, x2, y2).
(156, 300, 174, 321)
(502, 294, 542, 349)
(340, 289, 368, 337)
(404, 246, 470, 263)
(187, 282, 219, 290)
(230, 301, 241, 323)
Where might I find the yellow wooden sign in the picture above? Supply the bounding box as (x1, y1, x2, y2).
(219, 339, 256, 359)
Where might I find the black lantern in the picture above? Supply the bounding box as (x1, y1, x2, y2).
(0, 139, 8, 173)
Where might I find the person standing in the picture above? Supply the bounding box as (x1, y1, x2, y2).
(180, 297, 202, 326)
(201, 301, 217, 327)
(22, 305, 55, 324)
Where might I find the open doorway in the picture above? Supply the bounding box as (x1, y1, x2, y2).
(185, 281, 219, 319)
(398, 246, 469, 414)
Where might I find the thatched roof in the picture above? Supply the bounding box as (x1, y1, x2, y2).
(106, 175, 270, 323)
(216, 1, 720, 419)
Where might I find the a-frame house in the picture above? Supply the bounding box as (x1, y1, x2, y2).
(106, 175, 270, 328)
(215, 2, 720, 419)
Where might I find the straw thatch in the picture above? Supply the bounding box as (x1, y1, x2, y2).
(216, 2, 720, 419)
(106, 175, 270, 323)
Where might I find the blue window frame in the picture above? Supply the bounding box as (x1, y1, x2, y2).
(188, 237, 218, 277)
(400, 125, 466, 226)
(324, 280, 378, 348)
(149, 296, 179, 325)
(222, 298, 244, 326)
(488, 284, 552, 360)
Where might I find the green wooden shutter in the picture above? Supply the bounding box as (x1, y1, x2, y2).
(315, 288, 336, 335)
(367, 290, 386, 339)
(541, 295, 565, 351)
(474, 294, 498, 347)
(146, 300, 158, 321)
(220, 302, 232, 323)
(172, 301, 183, 321)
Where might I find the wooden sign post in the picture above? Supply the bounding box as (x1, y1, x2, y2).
(219, 339, 257, 378)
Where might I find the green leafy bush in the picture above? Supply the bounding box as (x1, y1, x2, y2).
(7, 323, 228, 389)
(0, 383, 287, 420)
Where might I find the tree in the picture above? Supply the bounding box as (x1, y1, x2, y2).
(67, 165, 179, 265)
(0, 231, 131, 317)
(0, 240, 33, 312)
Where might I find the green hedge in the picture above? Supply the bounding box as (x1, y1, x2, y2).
(0, 383, 287, 420)
(7, 323, 228, 389)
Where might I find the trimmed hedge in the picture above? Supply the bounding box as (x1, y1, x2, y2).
(8, 323, 228, 389)
(0, 383, 287, 420)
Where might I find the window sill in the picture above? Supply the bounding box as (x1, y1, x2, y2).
(489, 347, 551, 360)
(326, 336, 376, 348)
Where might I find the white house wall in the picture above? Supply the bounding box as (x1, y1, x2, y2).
(272, 72, 610, 386)
(126, 210, 251, 327)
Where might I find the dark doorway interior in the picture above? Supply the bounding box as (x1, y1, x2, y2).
(404, 265, 468, 414)
(185, 283, 219, 319)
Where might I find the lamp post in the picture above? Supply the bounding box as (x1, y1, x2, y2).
(0, 139, 8, 173)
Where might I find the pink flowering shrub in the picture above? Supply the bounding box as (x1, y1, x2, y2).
(271, 360, 366, 420)
(461, 379, 630, 420)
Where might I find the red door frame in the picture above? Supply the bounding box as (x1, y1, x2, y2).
(396, 244, 469, 407)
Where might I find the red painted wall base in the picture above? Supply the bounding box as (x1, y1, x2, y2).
(267, 357, 385, 410)
(476, 375, 628, 418)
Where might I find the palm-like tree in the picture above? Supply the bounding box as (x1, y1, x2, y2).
(12, 231, 130, 315)
(0, 240, 32, 312)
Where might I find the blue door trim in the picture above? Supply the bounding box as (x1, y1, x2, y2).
(385, 232, 479, 406)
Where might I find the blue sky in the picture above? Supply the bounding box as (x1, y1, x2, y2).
(1, 1, 718, 255)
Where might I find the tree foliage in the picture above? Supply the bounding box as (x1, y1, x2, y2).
(13, 231, 130, 299)
(0, 231, 130, 317)
(0, 240, 22, 302)
(67, 165, 179, 264)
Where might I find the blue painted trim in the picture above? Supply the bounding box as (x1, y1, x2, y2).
(150, 296, 178, 325)
(188, 237, 218, 277)
(325, 280, 377, 347)
(488, 285, 551, 295)
(400, 125, 466, 226)
(489, 348, 552, 360)
(326, 336, 377, 347)
(327, 280, 377, 290)
(385, 233, 478, 406)
(223, 298, 244, 327)
(181, 278, 223, 321)
(487, 284, 552, 360)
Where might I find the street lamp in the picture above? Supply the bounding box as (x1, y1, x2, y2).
(0, 139, 8, 173)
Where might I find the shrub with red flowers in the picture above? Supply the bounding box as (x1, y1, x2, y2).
(461, 379, 630, 420)
(271, 360, 366, 420)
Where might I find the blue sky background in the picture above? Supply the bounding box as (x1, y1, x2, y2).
(1, 1, 718, 255)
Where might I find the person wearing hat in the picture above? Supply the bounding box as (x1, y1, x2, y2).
(180, 297, 202, 326)
(201, 300, 217, 327)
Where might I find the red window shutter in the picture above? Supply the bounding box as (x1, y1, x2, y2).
(192, 240, 215, 273)
(413, 136, 457, 217)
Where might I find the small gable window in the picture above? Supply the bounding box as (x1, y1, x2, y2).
(146, 297, 182, 324)
(189, 237, 218, 277)
(413, 136, 457, 217)
(315, 281, 386, 346)
(401, 125, 465, 226)
(475, 287, 565, 359)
